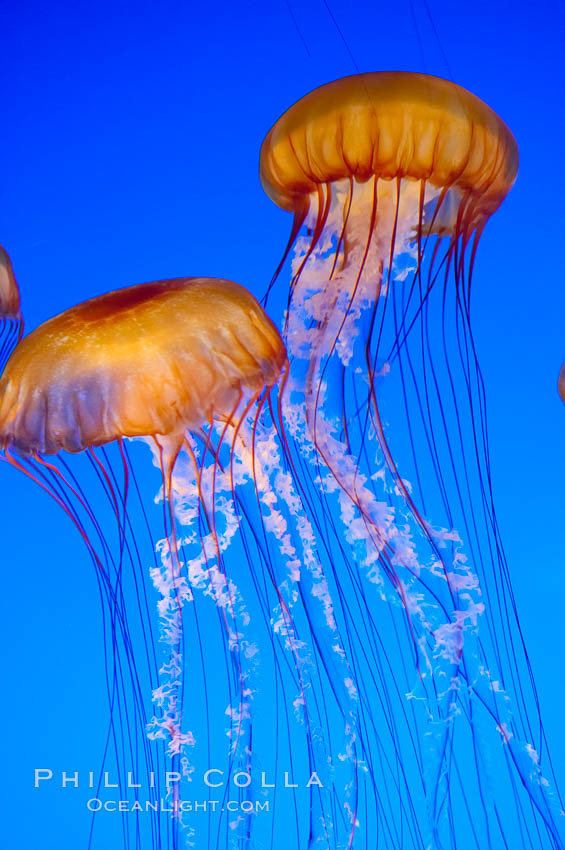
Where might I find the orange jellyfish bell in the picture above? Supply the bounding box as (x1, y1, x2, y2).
(0, 277, 287, 455)
(260, 71, 518, 228)
(0, 245, 21, 318)
(0, 275, 302, 850)
(0, 245, 23, 373)
(256, 73, 565, 850)
(559, 364, 565, 404)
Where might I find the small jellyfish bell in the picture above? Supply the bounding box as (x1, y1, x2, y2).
(559, 363, 565, 404)
(260, 72, 565, 848)
(0, 245, 23, 373)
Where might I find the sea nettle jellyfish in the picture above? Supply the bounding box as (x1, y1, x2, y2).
(0, 277, 359, 850)
(260, 72, 565, 848)
(0, 245, 23, 371)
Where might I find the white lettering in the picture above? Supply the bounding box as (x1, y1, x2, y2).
(104, 772, 118, 788)
(62, 771, 79, 788)
(34, 769, 53, 787)
(233, 772, 251, 788)
(204, 769, 224, 788)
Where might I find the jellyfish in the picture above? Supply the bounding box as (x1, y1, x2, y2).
(0, 275, 366, 850)
(0, 244, 23, 372)
(260, 72, 565, 848)
(559, 364, 565, 404)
